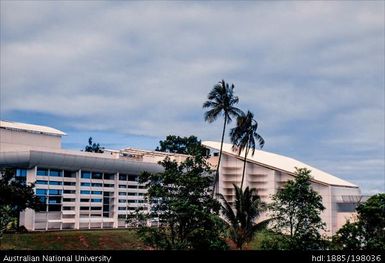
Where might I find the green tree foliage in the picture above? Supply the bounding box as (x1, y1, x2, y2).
(138, 154, 228, 250)
(0, 168, 41, 237)
(203, 80, 243, 195)
(230, 111, 264, 189)
(84, 137, 104, 153)
(155, 135, 208, 156)
(269, 167, 325, 250)
(218, 184, 268, 249)
(333, 193, 385, 250)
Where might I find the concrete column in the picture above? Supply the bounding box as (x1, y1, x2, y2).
(74, 169, 81, 229)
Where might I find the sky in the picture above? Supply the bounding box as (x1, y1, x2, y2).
(0, 1, 384, 195)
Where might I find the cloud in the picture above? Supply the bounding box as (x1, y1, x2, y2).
(1, 1, 384, 194)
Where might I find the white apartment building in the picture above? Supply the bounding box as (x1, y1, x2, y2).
(0, 121, 361, 235)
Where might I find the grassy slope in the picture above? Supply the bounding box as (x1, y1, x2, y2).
(0, 229, 149, 250)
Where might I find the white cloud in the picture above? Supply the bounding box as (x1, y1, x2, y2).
(1, 1, 383, 193)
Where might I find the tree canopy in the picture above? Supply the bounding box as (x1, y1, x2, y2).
(155, 135, 208, 156)
(269, 167, 325, 249)
(138, 154, 227, 250)
(0, 168, 41, 237)
(333, 193, 385, 250)
(84, 137, 104, 153)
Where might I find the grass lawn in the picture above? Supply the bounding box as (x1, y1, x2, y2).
(0, 229, 149, 250)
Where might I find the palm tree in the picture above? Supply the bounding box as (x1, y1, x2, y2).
(219, 184, 267, 249)
(203, 80, 243, 196)
(230, 111, 264, 189)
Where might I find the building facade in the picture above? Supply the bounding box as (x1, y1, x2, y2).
(202, 141, 362, 236)
(0, 121, 361, 235)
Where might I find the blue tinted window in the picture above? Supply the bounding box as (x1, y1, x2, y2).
(91, 199, 102, 202)
(49, 169, 62, 177)
(81, 182, 91, 186)
(39, 196, 47, 203)
(81, 171, 91, 179)
(16, 169, 27, 177)
(92, 172, 103, 180)
(37, 168, 48, 176)
(104, 173, 114, 180)
(49, 181, 62, 185)
(36, 180, 48, 185)
(48, 189, 62, 195)
(36, 189, 47, 195)
(91, 191, 102, 195)
(80, 190, 90, 195)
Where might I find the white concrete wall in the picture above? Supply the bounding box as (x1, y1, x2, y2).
(0, 129, 61, 152)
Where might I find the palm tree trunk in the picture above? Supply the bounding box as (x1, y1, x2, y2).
(240, 146, 249, 190)
(212, 115, 227, 197)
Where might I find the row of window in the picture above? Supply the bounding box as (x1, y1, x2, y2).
(81, 182, 103, 187)
(36, 189, 62, 196)
(37, 168, 138, 181)
(80, 198, 102, 203)
(118, 192, 143, 196)
(118, 184, 145, 189)
(118, 199, 144, 203)
(118, 207, 146, 211)
(80, 190, 103, 195)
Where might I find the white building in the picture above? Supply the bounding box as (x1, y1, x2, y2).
(0, 121, 361, 235)
(203, 141, 362, 236)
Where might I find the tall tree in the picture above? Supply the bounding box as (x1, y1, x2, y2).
(269, 168, 325, 250)
(155, 135, 208, 156)
(230, 111, 264, 189)
(203, 80, 243, 195)
(84, 137, 104, 153)
(138, 154, 227, 250)
(218, 184, 267, 250)
(0, 168, 41, 237)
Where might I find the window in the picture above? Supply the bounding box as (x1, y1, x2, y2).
(91, 183, 103, 187)
(63, 198, 75, 202)
(91, 207, 102, 210)
(337, 203, 357, 213)
(36, 189, 47, 195)
(63, 206, 75, 210)
(80, 198, 90, 202)
(119, 192, 126, 196)
(39, 196, 47, 203)
(127, 175, 138, 181)
(119, 185, 127, 188)
(63, 190, 76, 194)
(118, 207, 126, 210)
(36, 180, 48, 185)
(49, 181, 62, 185)
(81, 171, 91, 179)
(91, 199, 102, 203)
(80, 207, 90, 210)
(104, 184, 114, 187)
(16, 169, 27, 177)
(119, 174, 127, 181)
(63, 182, 76, 186)
(81, 182, 91, 186)
(91, 191, 102, 195)
(92, 172, 103, 180)
(48, 204, 61, 211)
(118, 199, 126, 203)
(37, 168, 48, 176)
(48, 197, 61, 204)
(64, 170, 76, 178)
(80, 190, 90, 195)
(48, 189, 62, 195)
(103, 173, 114, 180)
(49, 169, 62, 177)
(126, 185, 139, 189)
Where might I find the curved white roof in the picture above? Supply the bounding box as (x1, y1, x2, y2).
(202, 141, 357, 188)
(0, 120, 66, 136)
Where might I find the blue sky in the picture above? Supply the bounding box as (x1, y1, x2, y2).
(1, 1, 384, 194)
